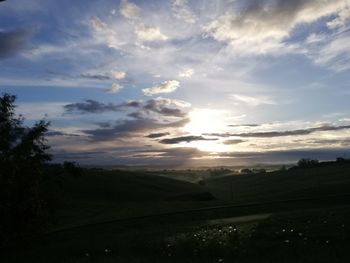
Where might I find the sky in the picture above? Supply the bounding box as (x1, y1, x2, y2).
(1, 0, 350, 167)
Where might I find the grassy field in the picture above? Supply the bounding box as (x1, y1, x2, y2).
(52, 169, 218, 228)
(2, 161, 350, 262)
(204, 161, 350, 203)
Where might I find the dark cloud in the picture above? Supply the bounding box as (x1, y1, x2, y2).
(80, 73, 111, 80)
(46, 131, 81, 137)
(217, 148, 350, 164)
(143, 98, 187, 117)
(159, 135, 217, 144)
(146, 132, 170, 138)
(205, 125, 350, 138)
(223, 139, 246, 145)
(0, 29, 29, 58)
(64, 98, 187, 118)
(83, 117, 190, 141)
(307, 138, 350, 147)
(64, 99, 140, 114)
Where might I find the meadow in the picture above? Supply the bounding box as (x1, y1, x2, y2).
(2, 161, 350, 262)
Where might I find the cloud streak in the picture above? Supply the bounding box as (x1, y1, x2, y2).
(146, 132, 170, 138)
(64, 100, 140, 114)
(159, 135, 217, 144)
(0, 29, 29, 58)
(205, 125, 350, 138)
(143, 80, 180, 96)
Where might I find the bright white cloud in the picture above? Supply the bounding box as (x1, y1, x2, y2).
(113, 71, 126, 80)
(179, 68, 194, 78)
(143, 80, 180, 96)
(305, 33, 327, 44)
(155, 96, 191, 108)
(106, 83, 123, 93)
(120, 0, 140, 20)
(204, 0, 350, 55)
(135, 25, 168, 42)
(172, 0, 198, 24)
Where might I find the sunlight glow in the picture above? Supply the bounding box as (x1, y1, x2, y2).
(187, 140, 230, 153)
(184, 108, 230, 134)
(183, 108, 232, 153)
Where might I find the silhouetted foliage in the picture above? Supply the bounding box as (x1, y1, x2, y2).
(63, 161, 83, 177)
(209, 168, 231, 177)
(297, 158, 319, 168)
(240, 168, 254, 174)
(252, 168, 266, 174)
(335, 157, 350, 164)
(0, 93, 52, 248)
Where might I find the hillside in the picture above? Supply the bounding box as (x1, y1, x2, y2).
(204, 161, 350, 203)
(54, 169, 215, 228)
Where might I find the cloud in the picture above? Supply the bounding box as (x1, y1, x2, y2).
(105, 83, 123, 93)
(171, 0, 198, 24)
(179, 68, 194, 78)
(231, 94, 275, 106)
(135, 25, 168, 42)
(305, 33, 327, 44)
(327, 6, 350, 29)
(120, 0, 140, 20)
(217, 148, 350, 164)
(0, 29, 29, 58)
(143, 80, 180, 96)
(206, 124, 350, 138)
(229, 124, 260, 127)
(143, 97, 189, 117)
(83, 117, 189, 141)
(146, 132, 170, 138)
(46, 130, 82, 137)
(80, 73, 111, 80)
(90, 16, 121, 49)
(63, 97, 190, 118)
(313, 35, 350, 72)
(64, 99, 140, 114)
(223, 139, 246, 145)
(80, 70, 126, 81)
(113, 71, 126, 80)
(159, 135, 217, 144)
(203, 0, 350, 55)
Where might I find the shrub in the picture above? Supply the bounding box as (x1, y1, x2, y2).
(0, 93, 53, 248)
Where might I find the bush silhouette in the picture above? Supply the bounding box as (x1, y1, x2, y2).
(297, 158, 319, 168)
(0, 93, 52, 248)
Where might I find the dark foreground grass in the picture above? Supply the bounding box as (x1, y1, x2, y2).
(3, 203, 350, 263)
(3, 164, 350, 262)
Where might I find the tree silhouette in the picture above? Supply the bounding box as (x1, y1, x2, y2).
(297, 158, 319, 168)
(0, 93, 52, 248)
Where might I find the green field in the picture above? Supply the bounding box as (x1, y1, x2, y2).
(3, 162, 350, 262)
